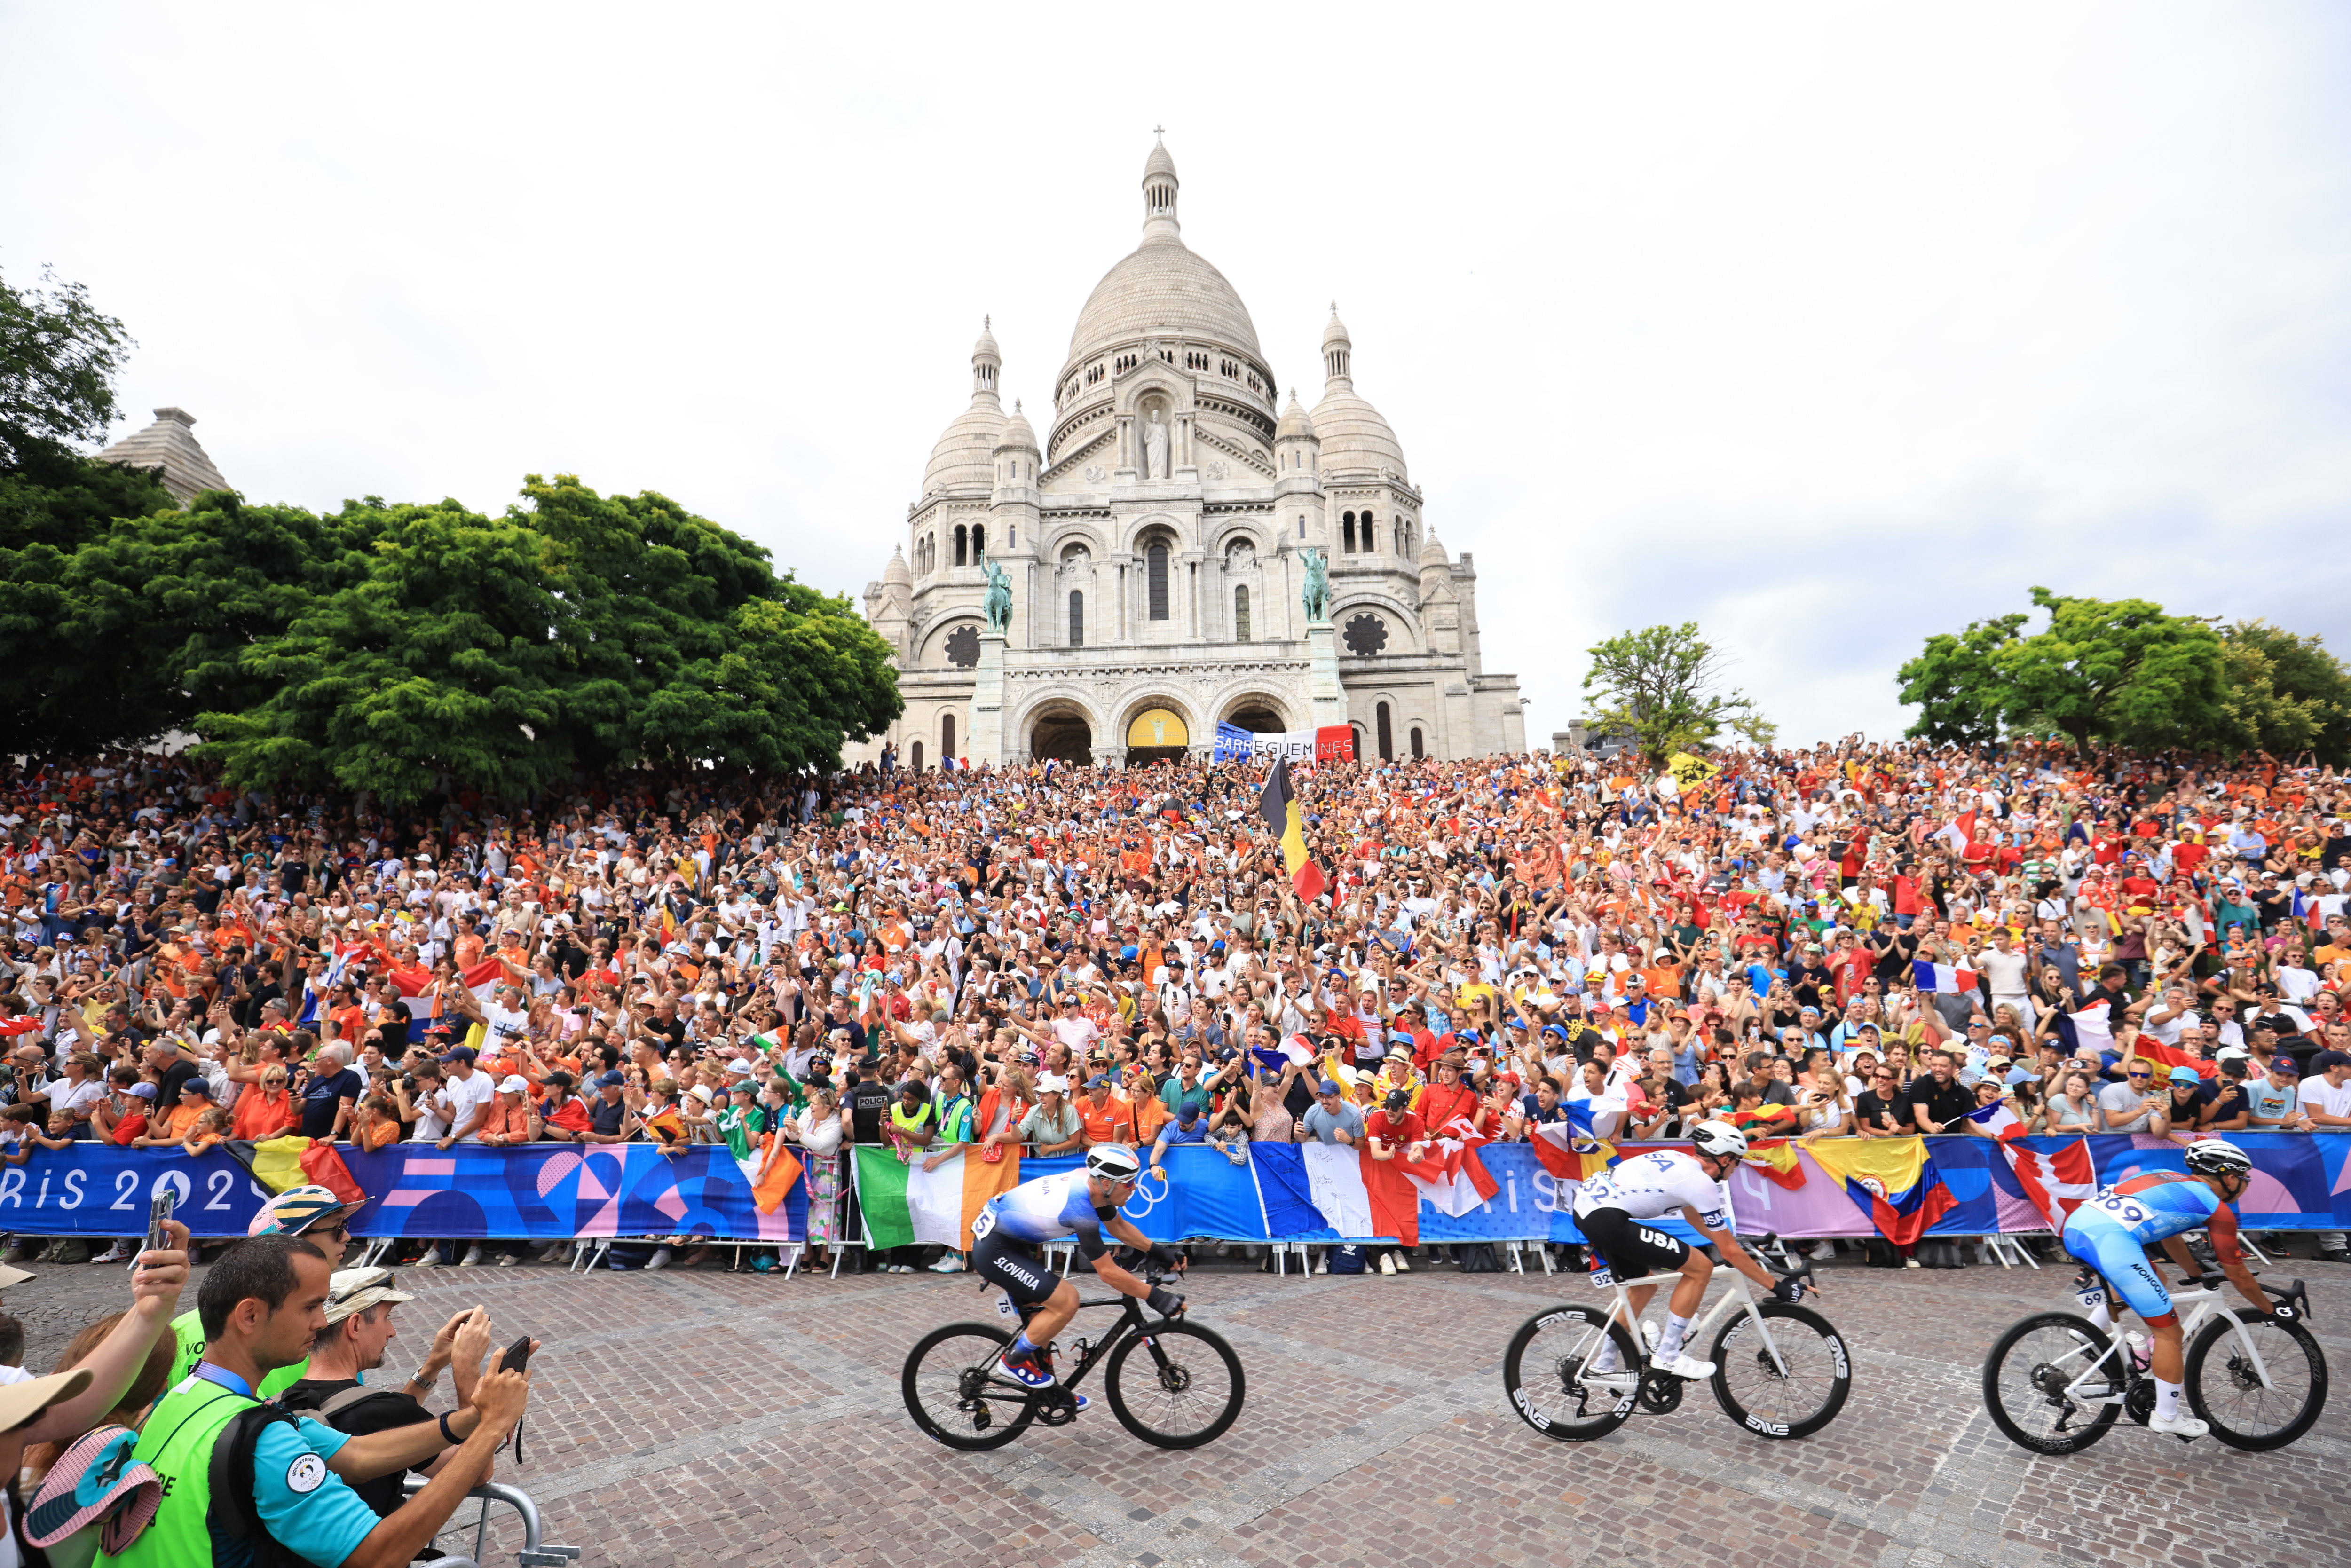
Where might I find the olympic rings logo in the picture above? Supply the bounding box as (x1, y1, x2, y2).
(1120, 1170, 1172, 1218)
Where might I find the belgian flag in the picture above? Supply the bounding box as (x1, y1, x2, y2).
(1257, 758, 1326, 902)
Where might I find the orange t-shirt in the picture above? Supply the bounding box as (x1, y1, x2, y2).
(1075, 1095, 1131, 1145)
(231, 1089, 296, 1141)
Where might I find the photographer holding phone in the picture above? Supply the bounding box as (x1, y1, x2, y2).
(282, 1275, 519, 1525)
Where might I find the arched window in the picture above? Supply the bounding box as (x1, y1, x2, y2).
(1376, 701, 1394, 761)
(1234, 585, 1251, 643)
(970, 524, 985, 560)
(942, 714, 955, 763)
(954, 524, 968, 567)
(1393, 518, 1404, 554)
(1410, 726, 1424, 759)
(1350, 723, 1366, 760)
(911, 741, 924, 773)
(1147, 542, 1169, 621)
(1342, 512, 1356, 553)
(1297, 515, 1306, 539)
(1068, 591, 1084, 648)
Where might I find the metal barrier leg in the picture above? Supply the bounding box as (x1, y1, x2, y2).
(2240, 1231, 2277, 1267)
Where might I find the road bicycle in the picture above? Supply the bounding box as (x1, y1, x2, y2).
(1502, 1245, 1853, 1442)
(1982, 1268, 2326, 1453)
(901, 1260, 1246, 1450)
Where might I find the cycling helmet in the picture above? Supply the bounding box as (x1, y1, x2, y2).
(1689, 1120, 1751, 1159)
(1085, 1144, 1142, 1185)
(2184, 1140, 2253, 1179)
(248, 1185, 361, 1238)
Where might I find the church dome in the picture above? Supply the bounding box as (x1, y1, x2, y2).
(1062, 138, 1262, 375)
(924, 397, 1003, 495)
(923, 323, 1007, 495)
(1310, 305, 1406, 480)
(1418, 529, 1449, 570)
(1275, 390, 1317, 442)
(995, 400, 1039, 454)
(884, 545, 913, 586)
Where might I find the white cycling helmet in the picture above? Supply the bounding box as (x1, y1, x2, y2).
(1085, 1144, 1142, 1185)
(2184, 1139, 2252, 1179)
(1689, 1120, 1750, 1159)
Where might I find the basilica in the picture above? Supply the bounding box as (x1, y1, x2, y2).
(855, 136, 1524, 770)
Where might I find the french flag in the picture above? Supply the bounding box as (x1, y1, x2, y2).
(1911, 960, 1979, 995)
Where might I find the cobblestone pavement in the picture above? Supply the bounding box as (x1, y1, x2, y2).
(4, 1245, 2345, 1568)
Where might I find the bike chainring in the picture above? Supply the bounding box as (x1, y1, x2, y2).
(1638, 1369, 1685, 1414)
(2123, 1379, 2155, 1427)
(1034, 1390, 1080, 1426)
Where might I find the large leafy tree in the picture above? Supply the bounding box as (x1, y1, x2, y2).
(0, 266, 134, 469)
(196, 477, 901, 803)
(1898, 587, 2231, 753)
(1582, 622, 1775, 764)
(2212, 620, 2351, 764)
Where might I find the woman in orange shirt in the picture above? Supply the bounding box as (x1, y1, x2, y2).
(230, 1068, 298, 1140)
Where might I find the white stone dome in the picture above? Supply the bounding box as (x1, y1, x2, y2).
(924, 394, 1003, 495)
(1275, 390, 1317, 442)
(995, 400, 1039, 454)
(1311, 306, 1406, 480)
(1062, 138, 1262, 376)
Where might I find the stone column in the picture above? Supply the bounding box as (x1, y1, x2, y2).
(969, 631, 1007, 767)
(1307, 616, 1345, 733)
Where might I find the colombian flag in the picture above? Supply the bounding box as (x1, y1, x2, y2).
(1804, 1136, 1955, 1248)
(1258, 758, 1325, 901)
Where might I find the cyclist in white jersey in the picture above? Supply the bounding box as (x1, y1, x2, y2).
(1571, 1121, 1803, 1382)
(973, 1144, 1186, 1395)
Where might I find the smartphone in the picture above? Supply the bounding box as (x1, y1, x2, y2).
(134, 1186, 175, 1270)
(501, 1334, 534, 1375)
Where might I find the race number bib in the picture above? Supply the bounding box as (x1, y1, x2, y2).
(969, 1206, 997, 1242)
(993, 1289, 1019, 1321)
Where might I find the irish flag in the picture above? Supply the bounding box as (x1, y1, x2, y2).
(853, 1145, 1023, 1251)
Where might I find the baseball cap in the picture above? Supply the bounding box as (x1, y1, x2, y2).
(2314, 1050, 2351, 1072)
(179, 1079, 213, 1099)
(2267, 1058, 2300, 1078)
(594, 1070, 625, 1087)
(1036, 1072, 1069, 1094)
(437, 1046, 477, 1065)
(497, 1074, 529, 1094)
(2215, 1045, 2250, 1063)
(1316, 1078, 1342, 1095)
(124, 1082, 156, 1101)
(323, 1266, 417, 1325)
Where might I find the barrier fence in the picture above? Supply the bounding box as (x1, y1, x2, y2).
(0, 1134, 2343, 1246)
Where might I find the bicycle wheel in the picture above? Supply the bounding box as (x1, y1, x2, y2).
(901, 1322, 1039, 1451)
(1501, 1304, 1641, 1442)
(1102, 1320, 1246, 1449)
(1981, 1312, 2121, 1455)
(1706, 1301, 1853, 1440)
(2185, 1313, 2329, 1451)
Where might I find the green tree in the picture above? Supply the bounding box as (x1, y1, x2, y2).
(0, 266, 134, 468)
(1581, 622, 1773, 764)
(0, 489, 375, 750)
(1897, 587, 2228, 753)
(2212, 620, 2351, 764)
(1894, 613, 2028, 748)
(195, 476, 901, 803)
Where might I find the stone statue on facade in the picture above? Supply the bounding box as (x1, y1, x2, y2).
(1144, 410, 1169, 479)
(1301, 546, 1330, 622)
(983, 559, 1013, 633)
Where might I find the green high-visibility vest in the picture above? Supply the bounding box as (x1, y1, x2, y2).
(95, 1375, 258, 1568)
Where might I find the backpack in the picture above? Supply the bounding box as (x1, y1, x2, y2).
(197, 1405, 309, 1568)
(1454, 1243, 1502, 1273)
(1325, 1245, 1365, 1274)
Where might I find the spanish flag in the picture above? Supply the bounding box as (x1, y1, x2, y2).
(1257, 757, 1325, 901)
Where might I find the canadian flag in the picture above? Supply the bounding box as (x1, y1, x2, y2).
(2010, 1139, 2098, 1229)
(1396, 1118, 1500, 1219)
(1936, 809, 1982, 857)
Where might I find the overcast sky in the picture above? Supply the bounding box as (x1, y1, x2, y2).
(6, 4, 2347, 749)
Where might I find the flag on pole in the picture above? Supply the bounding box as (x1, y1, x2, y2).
(1257, 757, 1325, 902)
(1965, 1105, 2097, 1227)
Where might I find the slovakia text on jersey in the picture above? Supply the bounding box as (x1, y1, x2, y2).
(1570, 1148, 1732, 1231)
(974, 1169, 1115, 1258)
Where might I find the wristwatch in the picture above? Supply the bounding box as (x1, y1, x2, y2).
(409, 1364, 438, 1389)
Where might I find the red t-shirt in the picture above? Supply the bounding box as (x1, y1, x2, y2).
(1364, 1109, 1426, 1151)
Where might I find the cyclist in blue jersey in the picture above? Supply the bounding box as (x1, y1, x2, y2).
(2059, 1140, 2270, 1439)
(973, 1144, 1186, 1395)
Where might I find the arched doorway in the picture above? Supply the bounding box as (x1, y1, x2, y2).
(1225, 702, 1285, 734)
(1124, 705, 1190, 767)
(1031, 711, 1092, 767)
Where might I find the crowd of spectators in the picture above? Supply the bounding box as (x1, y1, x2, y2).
(2, 736, 2349, 1274)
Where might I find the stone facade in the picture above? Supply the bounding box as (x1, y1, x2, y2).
(852, 137, 1523, 770)
(94, 407, 230, 504)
